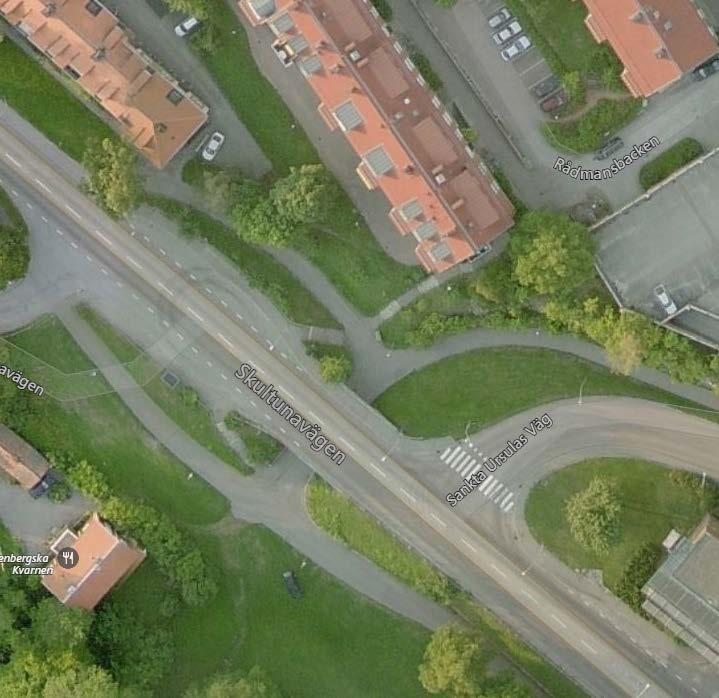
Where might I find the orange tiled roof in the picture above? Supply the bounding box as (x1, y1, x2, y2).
(0, 423, 48, 490)
(239, 0, 514, 273)
(0, 0, 208, 167)
(42, 513, 146, 610)
(583, 0, 717, 98)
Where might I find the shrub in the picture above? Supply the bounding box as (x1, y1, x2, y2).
(611, 542, 662, 611)
(565, 477, 621, 555)
(370, 0, 392, 21)
(407, 313, 479, 347)
(48, 480, 72, 503)
(639, 138, 704, 190)
(224, 411, 283, 465)
(319, 354, 353, 383)
(410, 51, 443, 92)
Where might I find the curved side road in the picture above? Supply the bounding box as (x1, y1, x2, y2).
(0, 123, 670, 698)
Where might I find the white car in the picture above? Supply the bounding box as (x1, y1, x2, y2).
(201, 131, 225, 161)
(654, 284, 677, 316)
(501, 35, 532, 61)
(488, 7, 512, 29)
(174, 17, 200, 37)
(492, 20, 522, 46)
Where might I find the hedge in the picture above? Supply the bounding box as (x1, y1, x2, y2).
(639, 138, 704, 191)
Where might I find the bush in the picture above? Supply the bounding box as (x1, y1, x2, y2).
(611, 542, 662, 611)
(370, 0, 392, 21)
(410, 51, 443, 92)
(48, 480, 72, 503)
(545, 98, 642, 152)
(319, 355, 353, 383)
(565, 476, 621, 555)
(639, 138, 704, 190)
(407, 312, 479, 347)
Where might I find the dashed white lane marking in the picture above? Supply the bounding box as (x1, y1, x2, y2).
(220, 300, 227, 307)
(520, 589, 538, 603)
(220, 373, 228, 381)
(283, 389, 296, 400)
(125, 255, 143, 270)
(115, 282, 123, 288)
(159, 248, 167, 256)
(176, 332, 184, 341)
(157, 281, 174, 296)
(235, 313, 244, 321)
(308, 411, 321, 423)
(174, 261, 183, 269)
(25, 202, 32, 210)
(280, 352, 288, 359)
(675, 675, 683, 682)
(100, 268, 108, 276)
(691, 687, 698, 694)
(132, 293, 139, 300)
(399, 488, 416, 503)
(279, 427, 286, 434)
(204, 287, 213, 294)
(55, 228, 64, 236)
(250, 325, 258, 333)
(186, 306, 205, 323)
(143, 235, 150, 242)
(10, 189, 18, 196)
(4, 153, 22, 168)
(369, 463, 387, 478)
(216, 332, 234, 349)
(339, 437, 356, 452)
(64, 204, 81, 219)
(491, 563, 507, 579)
(147, 307, 155, 314)
(85, 255, 92, 262)
(293, 440, 301, 448)
(550, 614, 567, 629)
(581, 640, 598, 655)
(94, 230, 113, 246)
(206, 360, 213, 368)
(460, 538, 478, 553)
(34, 178, 51, 193)
(191, 346, 199, 354)
(264, 414, 271, 421)
(429, 512, 447, 527)
(70, 241, 79, 249)
(162, 320, 170, 328)
(249, 400, 256, 407)
(41, 216, 48, 223)
(235, 387, 242, 394)
(190, 273, 197, 280)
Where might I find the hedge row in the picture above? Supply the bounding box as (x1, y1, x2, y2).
(639, 138, 704, 191)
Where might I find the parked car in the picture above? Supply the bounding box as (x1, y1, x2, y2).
(500, 35, 532, 61)
(201, 131, 225, 161)
(531, 74, 561, 99)
(492, 20, 522, 46)
(488, 7, 512, 29)
(593, 137, 623, 160)
(282, 571, 303, 598)
(692, 57, 719, 81)
(654, 284, 678, 316)
(174, 17, 200, 38)
(540, 89, 567, 113)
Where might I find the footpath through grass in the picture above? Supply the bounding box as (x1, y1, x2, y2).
(0, 39, 117, 161)
(77, 305, 251, 474)
(306, 479, 587, 698)
(374, 347, 714, 438)
(525, 458, 714, 587)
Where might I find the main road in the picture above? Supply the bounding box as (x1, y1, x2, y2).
(0, 121, 676, 697)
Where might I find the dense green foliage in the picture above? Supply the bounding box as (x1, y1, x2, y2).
(545, 98, 642, 152)
(370, 0, 392, 21)
(304, 343, 354, 383)
(611, 543, 662, 611)
(161, 0, 208, 19)
(224, 411, 283, 466)
(639, 138, 704, 190)
(82, 139, 139, 217)
(419, 625, 484, 696)
(185, 667, 284, 698)
(565, 477, 621, 555)
(410, 51, 443, 92)
(0, 186, 29, 290)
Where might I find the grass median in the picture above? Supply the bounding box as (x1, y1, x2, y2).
(639, 138, 704, 190)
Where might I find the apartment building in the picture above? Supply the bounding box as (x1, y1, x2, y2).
(240, 0, 514, 273)
(0, 0, 208, 167)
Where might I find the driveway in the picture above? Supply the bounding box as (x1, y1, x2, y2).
(103, 0, 271, 180)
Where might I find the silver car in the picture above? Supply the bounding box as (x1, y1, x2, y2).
(488, 7, 512, 29)
(654, 285, 677, 316)
(492, 20, 522, 46)
(201, 131, 225, 162)
(501, 35, 532, 61)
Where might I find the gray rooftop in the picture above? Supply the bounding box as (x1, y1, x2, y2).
(334, 101, 363, 131)
(249, 0, 276, 19)
(288, 34, 309, 55)
(400, 199, 423, 221)
(271, 13, 294, 33)
(429, 241, 451, 262)
(413, 221, 437, 241)
(364, 145, 394, 177)
(299, 55, 322, 77)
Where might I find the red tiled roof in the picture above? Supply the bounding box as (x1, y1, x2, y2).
(239, 0, 513, 273)
(583, 0, 717, 97)
(0, 0, 208, 167)
(0, 424, 48, 490)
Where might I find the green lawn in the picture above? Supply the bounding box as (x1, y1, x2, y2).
(0, 39, 117, 161)
(77, 305, 251, 474)
(0, 182, 27, 231)
(374, 347, 716, 438)
(639, 138, 704, 191)
(225, 411, 284, 466)
(525, 459, 714, 587)
(1, 318, 228, 526)
(143, 194, 340, 329)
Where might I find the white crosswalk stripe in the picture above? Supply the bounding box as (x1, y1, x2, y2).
(440, 446, 453, 460)
(459, 458, 476, 477)
(493, 486, 507, 502)
(444, 446, 463, 466)
(478, 474, 494, 493)
(453, 453, 472, 471)
(467, 462, 482, 478)
(503, 501, 515, 513)
(499, 491, 513, 508)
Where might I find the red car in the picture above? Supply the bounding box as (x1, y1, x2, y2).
(540, 89, 567, 113)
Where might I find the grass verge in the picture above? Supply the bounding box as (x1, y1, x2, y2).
(545, 99, 642, 153)
(142, 194, 340, 329)
(0, 38, 117, 161)
(525, 458, 714, 587)
(374, 347, 717, 438)
(77, 305, 250, 474)
(225, 411, 284, 466)
(639, 138, 704, 190)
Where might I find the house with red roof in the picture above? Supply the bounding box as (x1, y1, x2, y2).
(583, 0, 717, 97)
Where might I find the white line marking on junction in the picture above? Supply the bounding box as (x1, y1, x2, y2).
(157, 281, 174, 296)
(580, 640, 597, 655)
(369, 463, 387, 478)
(491, 564, 507, 579)
(235, 313, 243, 320)
(550, 614, 567, 629)
(55, 228, 64, 236)
(191, 346, 199, 354)
(4, 153, 22, 168)
(64, 204, 81, 219)
(162, 320, 170, 328)
(216, 332, 234, 349)
(125, 256, 143, 270)
(147, 307, 155, 314)
(250, 326, 258, 333)
(94, 230, 113, 246)
(190, 273, 197, 281)
(100, 268, 108, 276)
(70, 241, 79, 249)
(186, 306, 205, 323)
(159, 248, 166, 256)
(429, 512, 447, 527)
(460, 538, 478, 553)
(34, 178, 51, 193)
(399, 488, 416, 503)
(174, 261, 182, 269)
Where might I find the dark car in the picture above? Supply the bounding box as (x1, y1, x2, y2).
(282, 571, 302, 598)
(531, 75, 560, 99)
(593, 137, 624, 161)
(540, 89, 567, 113)
(692, 57, 719, 81)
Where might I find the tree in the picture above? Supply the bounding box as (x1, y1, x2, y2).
(42, 665, 120, 698)
(28, 598, 92, 656)
(562, 71, 586, 106)
(418, 624, 483, 697)
(604, 315, 644, 375)
(161, 0, 208, 19)
(612, 542, 661, 611)
(510, 211, 596, 296)
(203, 169, 240, 214)
(240, 199, 294, 247)
(319, 354, 352, 383)
(565, 477, 621, 555)
(0, 226, 29, 290)
(184, 666, 283, 698)
(83, 139, 139, 217)
(270, 164, 334, 224)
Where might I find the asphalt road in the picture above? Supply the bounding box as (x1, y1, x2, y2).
(0, 121, 694, 696)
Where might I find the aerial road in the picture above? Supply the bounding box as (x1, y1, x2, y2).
(0, 119, 678, 697)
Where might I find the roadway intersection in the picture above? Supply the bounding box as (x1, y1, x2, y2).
(1, 117, 718, 696)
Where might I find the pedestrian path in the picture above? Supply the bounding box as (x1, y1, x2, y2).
(440, 444, 515, 513)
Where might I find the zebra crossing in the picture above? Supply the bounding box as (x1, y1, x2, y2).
(440, 444, 515, 513)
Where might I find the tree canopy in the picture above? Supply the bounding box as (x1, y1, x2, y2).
(83, 138, 139, 217)
(184, 667, 283, 698)
(565, 476, 622, 555)
(418, 624, 483, 697)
